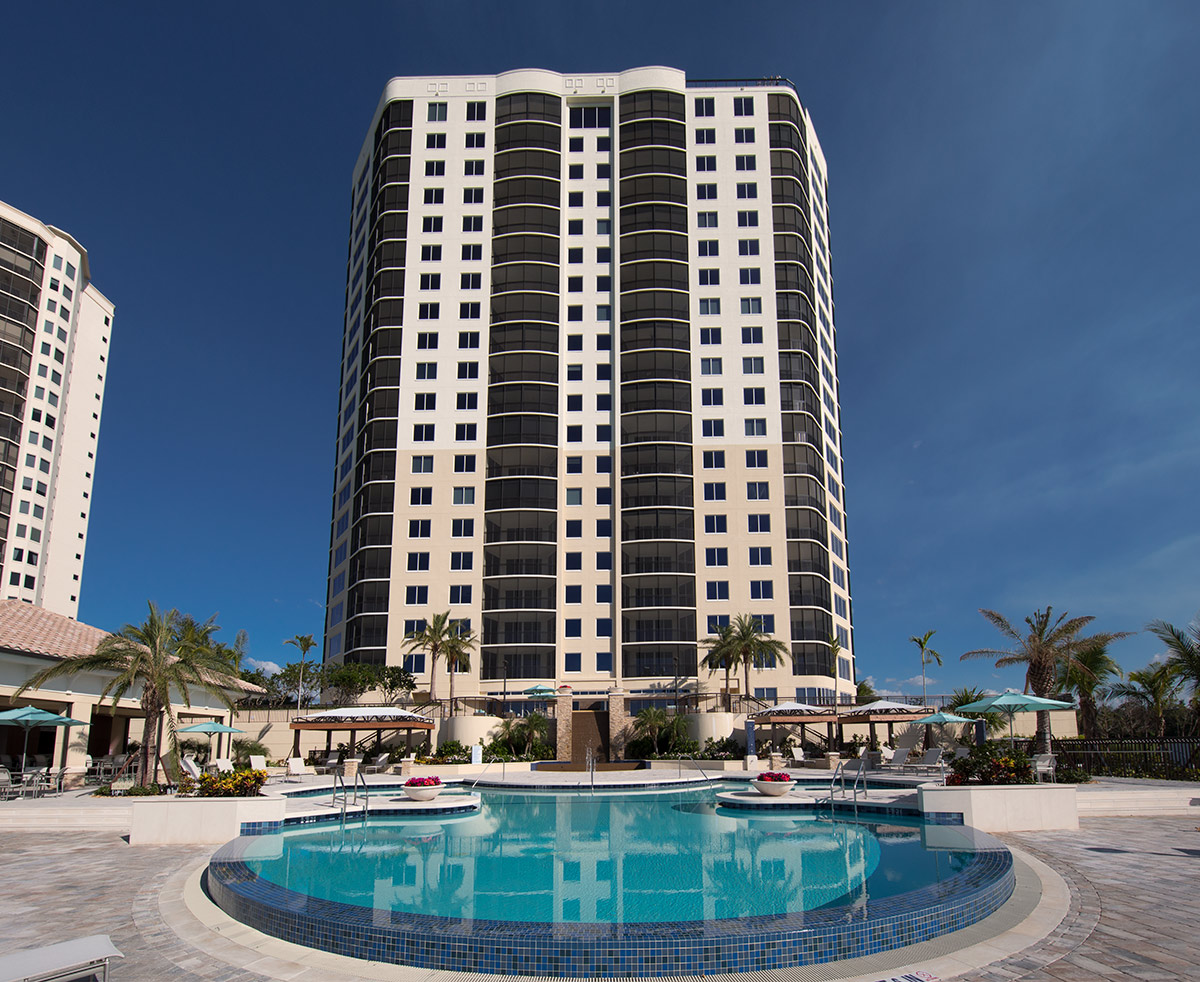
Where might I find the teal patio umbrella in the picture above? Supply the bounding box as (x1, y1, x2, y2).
(0, 705, 88, 772)
(178, 720, 243, 759)
(956, 692, 1073, 746)
(522, 685, 556, 697)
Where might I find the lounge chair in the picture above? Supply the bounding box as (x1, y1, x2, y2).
(879, 747, 912, 770)
(0, 933, 123, 982)
(180, 756, 203, 781)
(901, 748, 944, 774)
(787, 748, 806, 768)
(285, 758, 311, 783)
(1034, 753, 1057, 782)
(213, 758, 234, 775)
(362, 754, 388, 775)
(313, 754, 341, 775)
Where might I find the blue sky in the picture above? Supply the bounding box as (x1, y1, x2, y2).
(3, 2, 1197, 694)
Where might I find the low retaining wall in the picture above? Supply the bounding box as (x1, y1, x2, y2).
(919, 784, 1079, 832)
(129, 797, 287, 845)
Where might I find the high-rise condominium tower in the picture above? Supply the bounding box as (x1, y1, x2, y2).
(0, 200, 112, 618)
(324, 67, 853, 711)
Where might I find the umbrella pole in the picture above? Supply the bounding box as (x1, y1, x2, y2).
(20, 726, 31, 774)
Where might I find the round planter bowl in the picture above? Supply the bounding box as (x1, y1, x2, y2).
(403, 785, 443, 801)
(752, 779, 796, 797)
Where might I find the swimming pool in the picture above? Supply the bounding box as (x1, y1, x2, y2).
(208, 789, 1013, 976)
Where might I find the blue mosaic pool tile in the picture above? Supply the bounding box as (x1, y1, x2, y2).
(207, 810, 1015, 977)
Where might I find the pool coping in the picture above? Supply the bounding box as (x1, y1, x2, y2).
(204, 807, 1014, 976)
(167, 839, 1067, 982)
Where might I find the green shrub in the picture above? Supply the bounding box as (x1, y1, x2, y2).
(947, 742, 1034, 785)
(1057, 764, 1092, 784)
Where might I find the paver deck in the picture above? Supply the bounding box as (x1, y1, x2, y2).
(0, 790, 1196, 981)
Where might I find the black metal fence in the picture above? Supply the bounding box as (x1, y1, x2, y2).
(1048, 738, 1200, 781)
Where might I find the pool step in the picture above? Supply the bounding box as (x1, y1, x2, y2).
(1077, 788, 1200, 817)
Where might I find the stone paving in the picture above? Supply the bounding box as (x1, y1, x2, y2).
(0, 815, 1196, 981)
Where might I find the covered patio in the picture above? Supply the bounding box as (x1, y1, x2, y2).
(289, 706, 435, 761)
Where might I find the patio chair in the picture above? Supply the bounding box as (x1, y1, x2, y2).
(0, 766, 18, 801)
(361, 754, 388, 775)
(21, 770, 51, 799)
(787, 748, 806, 768)
(1034, 753, 1057, 783)
(180, 756, 203, 781)
(213, 758, 234, 775)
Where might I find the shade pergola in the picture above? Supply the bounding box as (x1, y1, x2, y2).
(838, 700, 931, 748)
(749, 702, 839, 751)
(289, 707, 435, 757)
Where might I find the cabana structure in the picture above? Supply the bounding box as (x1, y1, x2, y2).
(289, 706, 435, 758)
(749, 702, 839, 751)
(838, 699, 930, 748)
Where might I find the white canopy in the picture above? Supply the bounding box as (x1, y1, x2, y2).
(294, 707, 433, 724)
(749, 701, 832, 718)
(839, 699, 928, 716)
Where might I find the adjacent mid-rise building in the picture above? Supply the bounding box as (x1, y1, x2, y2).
(323, 67, 853, 712)
(0, 200, 112, 618)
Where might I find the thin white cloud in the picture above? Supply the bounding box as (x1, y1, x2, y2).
(246, 658, 282, 676)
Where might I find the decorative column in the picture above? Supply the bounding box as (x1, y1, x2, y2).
(607, 687, 630, 761)
(555, 692, 573, 762)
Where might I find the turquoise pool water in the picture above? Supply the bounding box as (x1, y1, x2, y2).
(240, 790, 977, 923)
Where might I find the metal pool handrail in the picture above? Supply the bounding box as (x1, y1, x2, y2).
(679, 753, 714, 785)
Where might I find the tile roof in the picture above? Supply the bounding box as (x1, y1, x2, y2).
(0, 600, 265, 694)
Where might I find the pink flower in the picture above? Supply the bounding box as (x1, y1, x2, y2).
(405, 776, 442, 787)
(757, 771, 793, 782)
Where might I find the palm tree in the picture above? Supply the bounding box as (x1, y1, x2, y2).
(1108, 664, 1181, 739)
(701, 623, 736, 712)
(703, 614, 790, 712)
(633, 707, 670, 754)
(444, 620, 478, 715)
(1055, 643, 1121, 740)
(1148, 618, 1200, 725)
(403, 612, 477, 705)
(518, 711, 549, 755)
(15, 602, 241, 786)
(909, 630, 941, 706)
(856, 678, 879, 704)
(961, 606, 1131, 753)
(284, 633, 316, 708)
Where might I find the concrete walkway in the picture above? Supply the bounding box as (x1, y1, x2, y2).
(0, 814, 1196, 981)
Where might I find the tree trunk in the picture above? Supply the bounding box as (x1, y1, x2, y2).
(724, 664, 731, 712)
(744, 658, 752, 711)
(1079, 693, 1098, 740)
(447, 660, 455, 716)
(1027, 659, 1056, 754)
(427, 651, 437, 703)
(139, 708, 160, 788)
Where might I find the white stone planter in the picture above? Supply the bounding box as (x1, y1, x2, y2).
(918, 783, 1079, 831)
(752, 779, 796, 797)
(403, 785, 443, 801)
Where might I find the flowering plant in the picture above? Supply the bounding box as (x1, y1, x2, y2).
(757, 771, 793, 782)
(405, 776, 442, 787)
(948, 743, 1034, 785)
